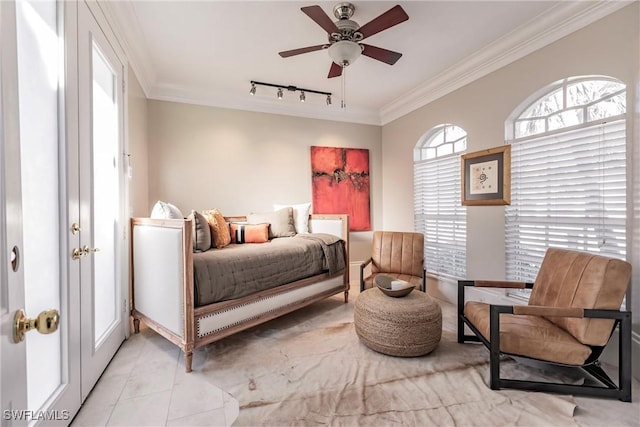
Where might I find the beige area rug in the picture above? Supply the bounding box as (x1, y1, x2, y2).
(196, 293, 581, 426)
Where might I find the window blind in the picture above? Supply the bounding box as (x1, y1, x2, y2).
(414, 154, 466, 278)
(505, 119, 626, 282)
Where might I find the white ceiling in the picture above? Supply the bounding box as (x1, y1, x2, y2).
(103, 1, 629, 125)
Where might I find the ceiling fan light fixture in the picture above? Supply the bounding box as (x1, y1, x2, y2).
(328, 40, 361, 67)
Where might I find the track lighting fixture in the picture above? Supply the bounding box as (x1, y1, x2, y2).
(249, 81, 332, 106)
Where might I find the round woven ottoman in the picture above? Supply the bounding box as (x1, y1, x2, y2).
(354, 287, 442, 357)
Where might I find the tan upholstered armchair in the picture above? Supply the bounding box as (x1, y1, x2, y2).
(458, 248, 632, 402)
(360, 231, 426, 292)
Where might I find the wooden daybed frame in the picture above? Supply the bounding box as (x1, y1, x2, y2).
(130, 214, 349, 372)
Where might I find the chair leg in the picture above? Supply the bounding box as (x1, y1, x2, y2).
(619, 313, 632, 402)
(457, 281, 465, 343)
(489, 305, 501, 389)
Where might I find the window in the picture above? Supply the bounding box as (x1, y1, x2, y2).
(414, 124, 467, 278)
(506, 77, 627, 285)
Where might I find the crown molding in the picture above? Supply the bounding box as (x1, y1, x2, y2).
(149, 82, 382, 126)
(379, 0, 633, 125)
(99, 0, 155, 96)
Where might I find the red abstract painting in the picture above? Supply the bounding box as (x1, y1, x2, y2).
(311, 146, 371, 231)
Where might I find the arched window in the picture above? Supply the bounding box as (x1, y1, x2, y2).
(505, 76, 627, 283)
(414, 124, 467, 278)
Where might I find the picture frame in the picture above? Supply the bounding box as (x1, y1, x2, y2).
(461, 145, 511, 206)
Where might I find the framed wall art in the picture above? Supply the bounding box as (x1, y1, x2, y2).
(461, 145, 511, 206)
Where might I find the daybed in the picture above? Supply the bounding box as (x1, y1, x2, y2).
(130, 213, 349, 372)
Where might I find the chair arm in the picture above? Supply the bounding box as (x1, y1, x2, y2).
(459, 280, 533, 289)
(360, 258, 373, 292)
(511, 305, 630, 320)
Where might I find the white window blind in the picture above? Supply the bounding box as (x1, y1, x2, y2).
(414, 153, 467, 278)
(505, 118, 626, 282)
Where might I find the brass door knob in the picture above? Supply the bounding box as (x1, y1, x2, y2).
(72, 247, 85, 260)
(13, 308, 60, 343)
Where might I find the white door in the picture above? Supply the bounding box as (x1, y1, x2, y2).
(1, 0, 29, 420)
(2, 0, 82, 424)
(2, 0, 80, 425)
(77, 1, 126, 399)
(15, 0, 81, 422)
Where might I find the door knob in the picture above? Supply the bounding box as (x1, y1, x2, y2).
(13, 309, 60, 343)
(72, 247, 85, 260)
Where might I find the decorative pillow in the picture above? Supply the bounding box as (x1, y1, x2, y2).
(188, 210, 211, 252)
(273, 202, 312, 234)
(247, 207, 295, 239)
(229, 223, 269, 244)
(150, 200, 183, 219)
(202, 208, 231, 248)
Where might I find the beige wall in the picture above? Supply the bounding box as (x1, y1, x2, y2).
(127, 66, 149, 217)
(146, 100, 382, 261)
(382, 4, 639, 284)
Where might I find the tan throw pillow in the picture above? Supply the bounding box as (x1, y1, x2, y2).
(188, 210, 211, 252)
(229, 223, 269, 243)
(273, 202, 312, 234)
(247, 207, 295, 239)
(203, 208, 231, 248)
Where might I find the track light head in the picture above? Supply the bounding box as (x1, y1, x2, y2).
(277, 88, 283, 100)
(300, 91, 306, 102)
(249, 82, 256, 95)
(326, 94, 332, 106)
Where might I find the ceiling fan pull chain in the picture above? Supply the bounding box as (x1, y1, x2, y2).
(341, 65, 346, 109)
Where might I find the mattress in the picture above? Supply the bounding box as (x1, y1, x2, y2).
(193, 234, 345, 306)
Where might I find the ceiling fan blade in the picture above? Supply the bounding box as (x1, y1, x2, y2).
(358, 5, 409, 40)
(361, 44, 403, 65)
(301, 5, 339, 34)
(328, 62, 342, 78)
(279, 44, 326, 58)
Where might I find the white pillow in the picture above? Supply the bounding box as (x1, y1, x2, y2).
(273, 202, 311, 234)
(150, 200, 183, 219)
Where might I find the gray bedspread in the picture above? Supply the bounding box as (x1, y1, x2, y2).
(193, 234, 346, 306)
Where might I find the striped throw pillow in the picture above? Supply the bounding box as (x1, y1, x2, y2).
(230, 223, 269, 244)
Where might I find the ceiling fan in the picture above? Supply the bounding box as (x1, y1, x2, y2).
(279, 2, 409, 78)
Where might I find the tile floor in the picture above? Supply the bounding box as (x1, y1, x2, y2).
(72, 279, 640, 426)
(70, 326, 238, 426)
